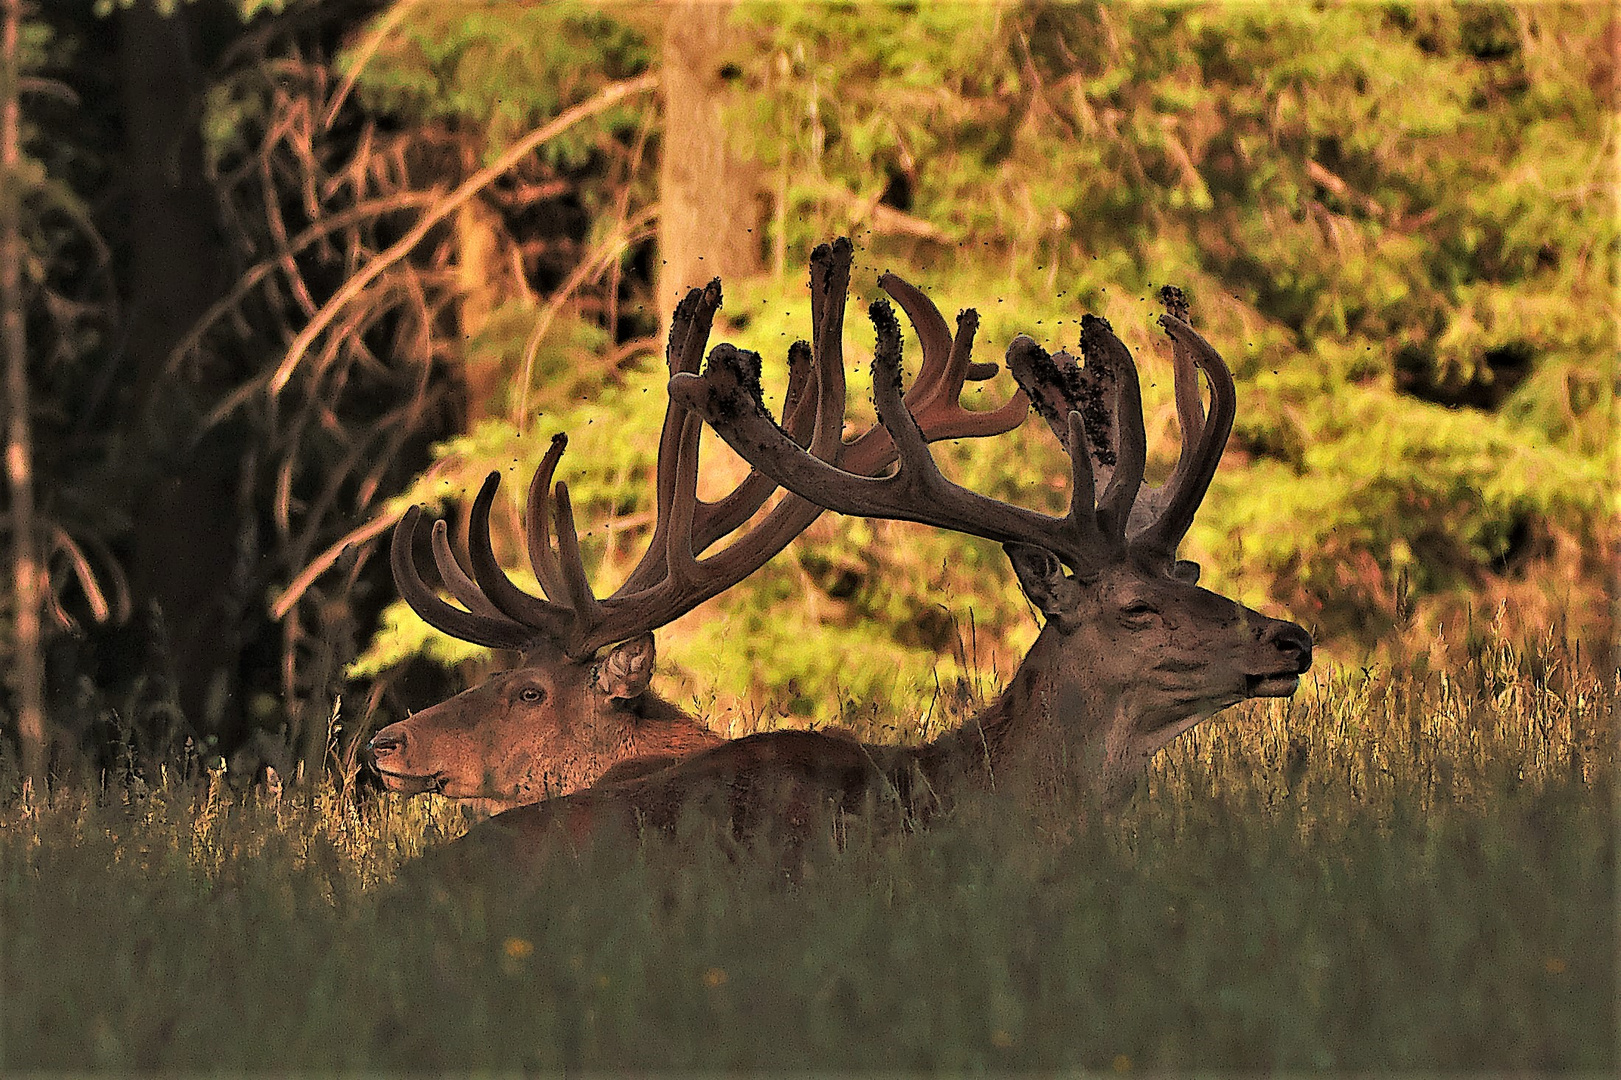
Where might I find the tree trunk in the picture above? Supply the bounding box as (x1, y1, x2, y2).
(658, 0, 763, 323)
(455, 140, 520, 423)
(1, 0, 45, 792)
(117, 0, 245, 753)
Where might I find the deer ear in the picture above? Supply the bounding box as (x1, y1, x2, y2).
(1004, 542, 1082, 618)
(595, 633, 656, 699)
(1172, 559, 1200, 584)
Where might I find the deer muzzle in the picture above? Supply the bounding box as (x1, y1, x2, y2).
(1244, 619, 1314, 697)
(367, 728, 445, 795)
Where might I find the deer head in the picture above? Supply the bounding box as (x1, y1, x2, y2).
(369, 240, 1026, 812)
(674, 282, 1312, 806)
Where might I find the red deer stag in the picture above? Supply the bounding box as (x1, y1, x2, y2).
(370, 239, 1026, 812)
(435, 272, 1312, 870)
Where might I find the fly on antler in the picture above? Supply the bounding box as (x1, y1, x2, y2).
(430, 263, 1311, 873)
(370, 239, 1027, 811)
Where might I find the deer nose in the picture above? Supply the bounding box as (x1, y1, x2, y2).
(367, 730, 406, 761)
(1268, 622, 1314, 674)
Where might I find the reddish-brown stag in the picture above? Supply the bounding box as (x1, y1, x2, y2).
(370, 240, 1025, 812)
(440, 267, 1312, 866)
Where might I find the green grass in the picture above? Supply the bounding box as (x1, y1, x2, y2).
(2, 623, 1612, 1072)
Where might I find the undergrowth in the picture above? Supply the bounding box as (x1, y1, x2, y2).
(1, 622, 1612, 1072)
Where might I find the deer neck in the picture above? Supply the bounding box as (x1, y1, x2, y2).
(917, 624, 1114, 800)
(616, 692, 720, 758)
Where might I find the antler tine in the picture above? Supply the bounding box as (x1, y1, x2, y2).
(877, 271, 954, 403)
(808, 237, 849, 371)
(1002, 334, 1113, 556)
(1062, 410, 1099, 534)
(843, 274, 1029, 472)
(809, 238, 852, 455)
(1124, 286, 1205, 539)
(917, 307, 1032, 440)
(453, 494, 479, 583)
(672, 279, 720, 378)
(1079, 315, 1147, 541)
(776, 338, 820, 448)
(424, 492, 513, 619)
(685, 334, 821, 553)
(615, 280, 724, 597)
(866, 300, 937, 485)
(660, 410, 705, 588)
(547, 479, 601, 630)
(882, 275, 1030, 442)
(878, 272, 1020, 417)
(429, 518, 509, 620)
(523, 433, 570, 601)
(1162, 286, 1207, 494)
(1135, 307, 1235, 556)
(465, 471, 576, 638)
(390, 505, 537, 650)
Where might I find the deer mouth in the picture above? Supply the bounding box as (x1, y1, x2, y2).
(373, 767, 445, 796)
(1245, 671, 1301, 697)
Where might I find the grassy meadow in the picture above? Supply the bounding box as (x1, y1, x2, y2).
(1, 619, 1613, 1073)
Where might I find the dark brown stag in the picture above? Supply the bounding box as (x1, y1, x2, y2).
(439, 270, 1311, 868)
(370, 240, 1025, 811)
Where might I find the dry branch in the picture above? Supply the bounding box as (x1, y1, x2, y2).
(266, 71, 657, 399)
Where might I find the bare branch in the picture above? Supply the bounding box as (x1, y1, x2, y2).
(267, 72, 657, 398)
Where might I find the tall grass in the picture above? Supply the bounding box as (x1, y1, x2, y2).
(1, 621, 1612, 1072)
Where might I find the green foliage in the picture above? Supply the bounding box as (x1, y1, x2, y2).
(726, 1, 1017, 245)
(1198, 372, 1611, 640)
(344, 2, 653, 166)
(5, 632, 1613, 1071)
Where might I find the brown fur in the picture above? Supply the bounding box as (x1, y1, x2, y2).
(370, 635, 721, 814)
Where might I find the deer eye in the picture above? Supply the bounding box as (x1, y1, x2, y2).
(1120, 602, 1158, 624)
(517, 687, 546, 704)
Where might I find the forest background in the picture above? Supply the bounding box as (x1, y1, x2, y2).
(3, 0, 1614, 790)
